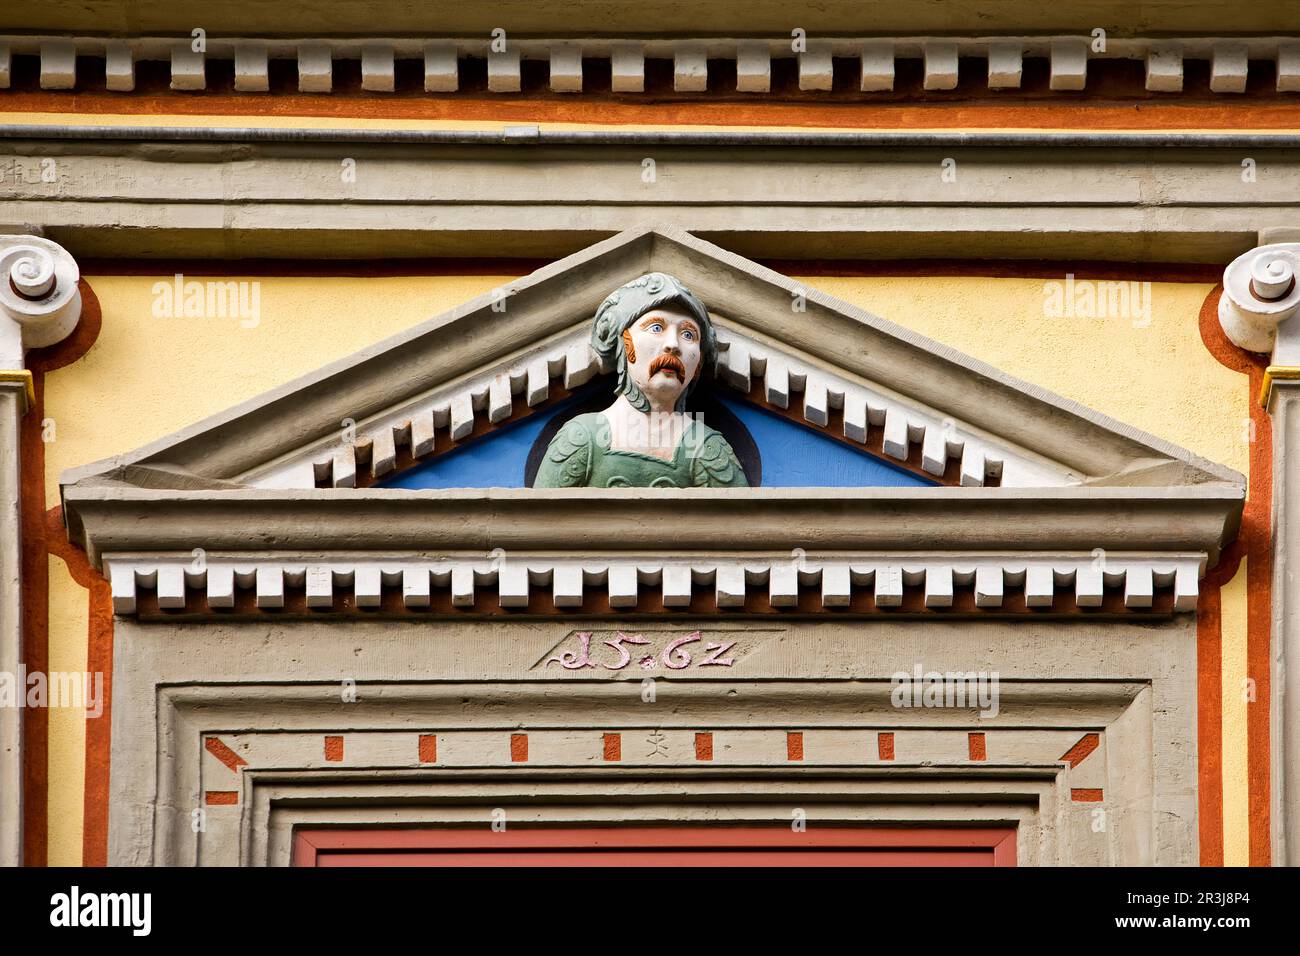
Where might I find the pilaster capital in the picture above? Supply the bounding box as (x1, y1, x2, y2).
(1218, 242, 1300, 355)
(0, 234, 82, 370)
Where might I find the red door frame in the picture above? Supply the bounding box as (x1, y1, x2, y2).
(292, 827, 1017, 867)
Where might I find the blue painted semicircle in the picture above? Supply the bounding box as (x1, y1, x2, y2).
(381, 394, 934, 489)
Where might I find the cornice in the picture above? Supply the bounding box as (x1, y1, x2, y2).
(62, 485, 1244, 570)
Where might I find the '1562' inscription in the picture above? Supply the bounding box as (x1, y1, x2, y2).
(544, 631, 736, 671)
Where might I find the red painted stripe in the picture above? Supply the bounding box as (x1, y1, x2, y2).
(294, 825, 1019, 850)
(878, 732, 895, 761)
(695, 732, 713, 761)
(603, 733, 621, 761)
(510, 733, 528, 762)
(205, 791, 238, 806)
(1071, 789, 1104, 803)
(1060, 733, 1100, 769)
(418, 734, 437, 764)
(204, 737, 248, 772)
(968, 733, 986, 761)
(324, 736, 344, 762)
(786, 732, 804, 761)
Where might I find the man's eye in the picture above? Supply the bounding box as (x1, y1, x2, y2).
(682, 330, 696, 341)
(648, 323, 663, 333)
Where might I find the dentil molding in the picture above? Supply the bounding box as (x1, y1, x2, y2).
(1, 34, 1296, 96)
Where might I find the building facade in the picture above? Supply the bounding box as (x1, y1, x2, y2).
(0, 0, 1295, 866)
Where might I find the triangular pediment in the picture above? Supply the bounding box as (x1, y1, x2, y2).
(61, 227, 1241, 500)
(60, 229, 1249, 617)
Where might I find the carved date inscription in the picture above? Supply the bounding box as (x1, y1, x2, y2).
(544, 630, 736, 671)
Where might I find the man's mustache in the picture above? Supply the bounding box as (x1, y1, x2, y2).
(648, 353, 687, 381)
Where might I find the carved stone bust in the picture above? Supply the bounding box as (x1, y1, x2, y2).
(534, 272, 747, 488)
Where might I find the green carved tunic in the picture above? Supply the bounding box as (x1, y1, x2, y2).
(534, 413, 748, 488)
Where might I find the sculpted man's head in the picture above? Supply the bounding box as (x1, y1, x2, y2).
(531, 272, 747, 489)
(591, 272, 718, 413)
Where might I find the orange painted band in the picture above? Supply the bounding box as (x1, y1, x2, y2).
(7, 86, 1300, 132)
(1199, 284, 1273, 867)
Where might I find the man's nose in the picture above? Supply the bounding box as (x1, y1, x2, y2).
(662, 330, 681, 352)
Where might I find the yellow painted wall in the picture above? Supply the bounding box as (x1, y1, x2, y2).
(41, 271, 1254, 863)
(43, 275, 512, 505)
(810, 278, 1247, 476)
(45, 555, 89, 867)
(1220, 562, 1250, 867)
